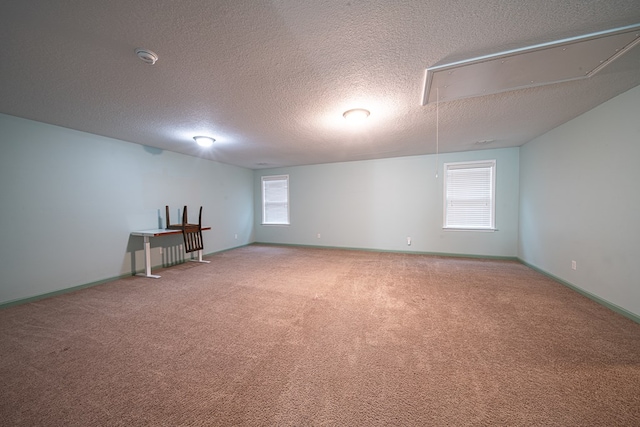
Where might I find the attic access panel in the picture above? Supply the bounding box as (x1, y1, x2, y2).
(421, 24, 640, 105)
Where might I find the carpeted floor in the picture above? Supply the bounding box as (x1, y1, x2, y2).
(1, 244, 639, 426)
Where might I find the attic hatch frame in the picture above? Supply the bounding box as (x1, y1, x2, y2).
(421, 23, 640, 105)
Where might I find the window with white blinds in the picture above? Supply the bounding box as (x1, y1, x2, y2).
(443, 160, 496, 230)
(262, 175, 290, 225)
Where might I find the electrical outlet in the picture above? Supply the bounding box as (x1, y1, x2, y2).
(234, 234, 238, 239)
(571, 260, 577, 270)
(407, 237, 411, 246)
(317, 233, 321, 239)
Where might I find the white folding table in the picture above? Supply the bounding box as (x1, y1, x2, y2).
(131, 227, 211, 278)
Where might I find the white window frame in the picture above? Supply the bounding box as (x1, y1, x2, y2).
(443, 160, 496, 231)
(261, 175, 290, 225)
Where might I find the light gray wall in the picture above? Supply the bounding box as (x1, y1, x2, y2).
(519, 85, 640, 317)
(254, 148, 520, 257)
(0, 114, 254, 304)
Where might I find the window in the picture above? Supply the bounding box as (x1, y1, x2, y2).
(262, 175, 290, 225)
(443, 160, 496, 230)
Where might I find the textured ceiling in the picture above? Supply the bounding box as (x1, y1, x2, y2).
(1, 1, 639, 169)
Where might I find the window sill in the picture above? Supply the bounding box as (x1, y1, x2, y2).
(443, 227, 497, 232)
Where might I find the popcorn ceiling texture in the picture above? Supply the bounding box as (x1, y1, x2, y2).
(0, 1, 639, 168)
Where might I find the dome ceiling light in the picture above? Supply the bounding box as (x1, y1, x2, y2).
(343, 108, 370, 122)
(193, 136, 215, 147)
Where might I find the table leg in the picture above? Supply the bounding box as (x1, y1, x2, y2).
(137, 236, 161, 278)
(190, 249, 211, 264)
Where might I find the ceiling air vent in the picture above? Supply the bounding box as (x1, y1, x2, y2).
(421, 23, 640, 105)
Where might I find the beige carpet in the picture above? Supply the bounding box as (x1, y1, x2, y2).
(1, 244, 639, 426)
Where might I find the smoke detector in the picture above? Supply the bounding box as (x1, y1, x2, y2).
(135, 48, 159, 65)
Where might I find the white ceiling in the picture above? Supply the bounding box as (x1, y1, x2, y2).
(1, 1, 639, 169)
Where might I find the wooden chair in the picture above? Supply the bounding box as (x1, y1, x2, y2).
(165, 205, 204, 253)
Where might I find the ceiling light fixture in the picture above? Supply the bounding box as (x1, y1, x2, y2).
(193, 136, 215, 147)
(135, 48, 159, 65)
(343, 108, 370, 122)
